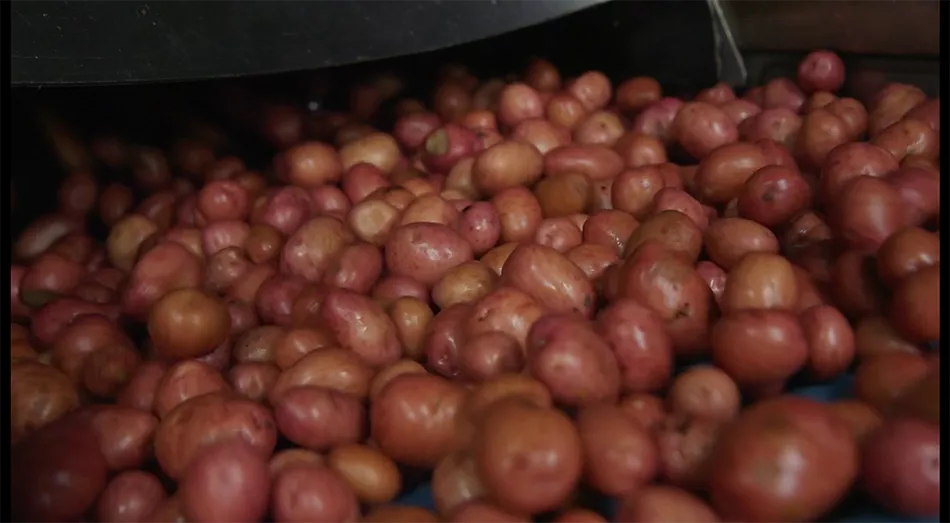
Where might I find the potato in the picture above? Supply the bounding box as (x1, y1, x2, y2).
(695, 142, 769, 204)
(721, 252, 798, 313)
(370, 373, 467, 468)
(11, 361, 80, 442)
(120, 242, 204, 319)
(68, 405, 159, 471)
(229, 362, 280, 402)
(472, 140, 543, 195)
(457, 201, 501, 255)
(526, 314, 620, 405)
(595, 299, 672, 393)
(544, 144, 624, 182)
(153, 360, 230, 418)
(491, 186, 544, 244)
(432, 261, 497, 310)
(703, 218, 779, 270)
(179, 440, 270, 523)
(274, 386, 364, 450)
(96, 470, 167, 523)
(667, 366, 740, 422)
(500, 244, 595, 317)
(280, 216, 355, 282)
(153, 392, 277, 479)
(616, 485, 720, 523)
(710, 310, 808, 387)
(577, 404, 657, 496)
(465, 287, 544, 349)
(270, 347, 373, 402)
(318, 289, 402, 367)
(861, 418, 940, 517)
(432, 451, 487, 516)
(611, 166, 666, 219)
(385, 222, 474, 287)
(623, 210, 702, 262)
(327, 443, 402, 504)
(673, 102, 739, 159)
(271, 464, 361, 523)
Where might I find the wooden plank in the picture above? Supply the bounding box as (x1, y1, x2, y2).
(724, 0, 940, 56)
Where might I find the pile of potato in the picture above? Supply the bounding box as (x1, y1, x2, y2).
(10, 48, 940, 523)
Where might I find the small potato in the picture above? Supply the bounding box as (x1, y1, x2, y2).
(372, 275, 429, 308)
(534, 217, 583, 253)
(457, 201, 501, 255)
(31, 297, 120, 347)
(449, 502, 530, 523)
(458, 331, 524, 382)
(623, 210, 703, 262)
(52, 314, 132, 385)
(498, 83, 544, 128)
(234, 325, 285, 364)
(582, 210, 638, 256)
(828, 400, 883, 443)
(544, 144, 624, 182)
(491, 187, 543, 244)
(710, 310, 808, 386)
(480, 242, 519, 276)
(614, 132, 668, 168)
(274, 386, 364, 450)
(371, 373, 467, 467)
(244, 224, 283, 264)
(339, 132, 401, 174)
(574, 110, 625, 147)
(14, 213, 85, 263)
(501, 244, 595, 317)
(310, 184, 351, 216)
(11, 361, 80, 441)
(801, 305, 856, 380)
(328, 443, 402, 505)
(107, 215, 159, 272)
(611, 166, 665, 219)
(619, 393, 667, 431)
(250, 186, 312, 236)
(400, 194, 460, 228)
(319, 289, 402, 367)
(797, 50, 846, 93)
(321, 242, 383, 294)
(666, 366, 740, 421)
(432, 261, 497, 310)
(854, 352, 931, 414)
(385, 222, 474, 287)
(472, 140, 543, 196)
(121, 242, 204, 319)
(117, 361, 167, 413)
(566, 243, 617, 283)
(96, 470, 167, 523)
(654, 414, 723, 490)
(616, 479, 720, 522)
(425, 303, 472, 378)
(280, 216, 355, 282)
(871, 118, 939, 164)
(148, 289, 230, 360)
(364, 505, 440, 523)
(876, 227, 939, 287)
(819, 142, 898, 205)
(511, 118, 571, 155)
(615, 77, 662, 113)
(82, 344, 141, 398)
(762, 78, 805, 112)
(829, 175, 906, 252)
(741, 108, 802, 149)
(795, 108, 850, 170)
(868, 83, 927, 137)
(630, 97, 683, 144)
(270, 347, 374, 402)
(886, 166, 940, 227)
(651, 188, 708, 231)
(534, 172, 593, 218)
(695, 142, 769, 204)
(703, 218, 779, 270)
(889, 265, 939, 343)
(153, 393, 277, 479)
(596, 299, 673, 393)
(721, 252, 798, 313)
(616, 242, 712, 355)
(432, 451, 487, 517)
(737, 165, 812, 227)
(721, 99, 762, 126)
(577, 404, 657, 496)
(153, 360, 230, 418)
(268, 448, 325, 477)
(861, 418, 940, 517)
(672, 102, 739, 159)
(388, 297, 434, 360)
(179, 440, 270, 523)
(229, 363, 280, 402)
(545, 92, 588, 131)
(347, 199, 400, 246)
(527, 314, 621, 405)
(830, 250, 887, 318)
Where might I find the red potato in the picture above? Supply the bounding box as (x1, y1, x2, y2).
(318, 289, 401, 367)
(827, 97, 869, 139)
(458, 201, 502, 255)
(153, 360, 230, 418)
(369, 359, 428, 400)
(432, 261, 497, 309)
(270, 347, 374, 401)
(703, 218, 779, 270)
(667, 366, 740, 421)
(399, 194, 460, 228)
(14, 213, 84, 263)
(107, 215, 160, 272)
(762, 78, 805, 112)
(274, 386, 364, 450)
(871, 117, 939, 163)
(830, 250, 886, 318)
(473, 399, 583, 515)
(721, 252, 798, 313)
(339, 131, 401, 174)
(204, 247, 250, 295)
(582, 210, 638, 256)
(651, 188, 708, 230)
(596, 299, 673, 393)
(695, 141, 770, 204)
(544, 144, 625, 182)
(244, 224, 283, 264)
(801, 304, 856, 379)
(57, 170, 98, 216)
(861, 418, 940, 517)
(854, 352, 931, 414)
(322, 242, 383, 294)
(630, 97, 684, 144)
(52, 314, 132, 384)
(201, 220, 250, 256)
(741, 109, 802, 151)
(328, 443, 402, 505)
(654, 414, 723, 490)
(432, 451, 488, 516)
(696, 260, 728, 308)
(804, 91, 838, 112)
(82, 343, 141, 398)
(96, 471, 167, 523)
(229, 363, 280, 402)
(121, 241, 204, 319)
(623, 210, 702, 263)
(573, 110, 625, 147)
(885, 167, 940, 226)
(904, 97, 940, 131)
(341, 162, 391, 204)
(695, 82, 736, 104)
(616, 242, 712, 355)
(100, 184, 135, 226)
(797, 50, 846, 93)
(280, 216, 355, 282)
(117, 361, 168, 413)
(577, 404, 657, 496)
(737, 165, 812, 227)
(720, 99, 762, 125)
(153, 392, 277, 479)
(566, 243, 617, 283)
(534, 172, 592, 219)
(829, 175, 907, 252)
(179, 440, 270, 523)
(250, 186, 312, 236)
(11, 416, 109, 522)
(567, 71, 612, 111)
(148, 288, 230, 360)
(458, 331, 524, 381)
(394, 112, 442, 151)
(466, 286, 545, 350)
(545, 92, 588, 131)
(509, 118, 570, 156)
(271, 326, 335, 370)
(526, 314, 621, 406)
(422, 124, 482, 175)
(472, 140, 543, 195)
(711, 310, 808, 387)
(373, 275, 429, 308)
(615, 485, 720, 523)
(611, 166, 665, 219)
(195, 180, 250, 224)
(497, 83, 544, 128)
(708, 397, 858, 522)
(868, 83, 927, 137)
(347, 198, 400, 246)
(614, 132, 668, 168)
(672, 102, 739, 159)
(31, 297, 120, 347)
(11, 361, 81, 441)
(371, 373, 467, 468)
(889, 265, 940, 343)
(854, 315, 921, 359)
(615, 76, 662, 113)
(524, 58, 562, 93)
(386, 222, 474, 286)
(424, 303, 472, 378)
(501, 243, 595, 316)
(876, 226, 940, 286)
(795, 108, 850, 170)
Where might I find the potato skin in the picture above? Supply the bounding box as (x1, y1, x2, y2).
(153, 392, 277, 479)
(319, 289, 402, 367)
(385, 222, 474, 286)
(179, 440, 270, 523)
(501, 244, 596, 317)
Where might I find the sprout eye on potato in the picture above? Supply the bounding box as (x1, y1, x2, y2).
(9, 48, 940, 523)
